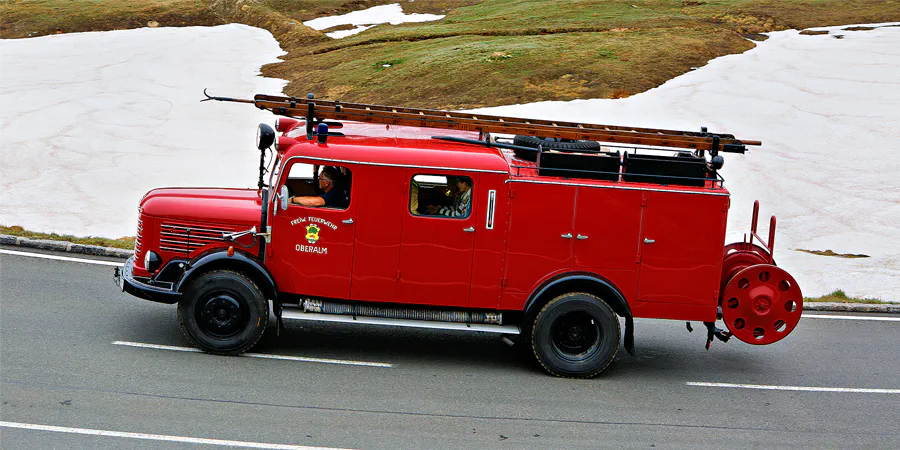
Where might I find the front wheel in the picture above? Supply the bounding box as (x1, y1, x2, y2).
(178, 270, 268, 355)
(531, 292, 620, 378)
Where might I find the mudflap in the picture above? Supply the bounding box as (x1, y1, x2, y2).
(624, 316, 635, 356)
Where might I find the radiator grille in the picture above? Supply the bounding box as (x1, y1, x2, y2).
(159, 221, 235, 254)
(134, 215, 143, 261)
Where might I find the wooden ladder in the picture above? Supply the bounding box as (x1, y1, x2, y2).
(248, 93, 760, 153)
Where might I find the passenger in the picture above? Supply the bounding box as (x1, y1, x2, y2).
(410, 178, 421, 214)
(337, 166, 352, 204)
(290, 166, 347, 208)
(426, 177, 471, 217)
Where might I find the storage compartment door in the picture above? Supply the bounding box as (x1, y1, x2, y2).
(637, 191, 728, 306)
(572, 187, 642, 300)
(500, 182, 576, 310)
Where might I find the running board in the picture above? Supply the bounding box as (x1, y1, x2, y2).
(280, 309, 521, 335)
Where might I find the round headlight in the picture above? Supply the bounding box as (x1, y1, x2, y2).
(256, 123, 275, 150)
(144, 251, 161, 273)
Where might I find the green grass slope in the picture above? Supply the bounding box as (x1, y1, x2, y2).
(3, 1, 898, 108)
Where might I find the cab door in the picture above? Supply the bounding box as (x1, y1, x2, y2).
(396, 171, 478, 307)
(268, 160, 357, 298)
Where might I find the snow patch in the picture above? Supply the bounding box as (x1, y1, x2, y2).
(303, 3, 444, 39)
(0, 24, 287, 239)
(469, 23, 900, 301)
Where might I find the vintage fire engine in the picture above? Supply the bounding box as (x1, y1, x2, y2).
(114, 91, 802, 378)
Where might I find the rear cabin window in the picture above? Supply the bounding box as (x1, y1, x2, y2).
(409, 174, 473, 218)
(285, 163, 352, 210)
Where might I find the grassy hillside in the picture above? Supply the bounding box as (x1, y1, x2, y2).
(3, 0, 898, 108)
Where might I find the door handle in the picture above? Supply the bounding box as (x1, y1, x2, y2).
(577, 234, 588, 240)
(561, 233, 572, 239)
(644, 238, 655, 244)
(342, 219, 354, 224)
(463, 226, 475, 232)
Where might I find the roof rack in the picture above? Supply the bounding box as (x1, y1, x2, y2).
(203, 91, 760, 153)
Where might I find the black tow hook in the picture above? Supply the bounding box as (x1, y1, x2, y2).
(686, 321, 732, 350)
(703, 321, 732, 350)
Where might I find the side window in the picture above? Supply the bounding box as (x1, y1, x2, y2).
(409, 174, 473, 218)
(285, 163, 317, 197)
(286, 162, 352, 210)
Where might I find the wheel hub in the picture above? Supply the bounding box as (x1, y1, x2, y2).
(753, 295, 772, 314)
(551, 312, 601, 360)
(199, 294, 246, 337)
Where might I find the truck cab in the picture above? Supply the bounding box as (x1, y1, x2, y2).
(115, 94, 803, 378)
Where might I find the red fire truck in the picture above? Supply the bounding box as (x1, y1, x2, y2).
(114, 92, 802, 378)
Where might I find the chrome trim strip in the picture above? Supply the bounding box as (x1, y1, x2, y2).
(275, 155, 508, 189)
(280, 310, 520, 335)
(486, 189, 496, 230)
(160, 246, 190, 253)
(159, 241, 199, 249)
(506, 178, 729, 196)
(160, 224, 234, 233)
(159, 232, 221, 242)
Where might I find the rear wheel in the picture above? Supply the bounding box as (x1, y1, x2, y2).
(531, 292, 620, 378)
(178, 270, 268, 355)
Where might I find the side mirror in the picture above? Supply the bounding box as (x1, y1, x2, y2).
(257, 123, 276, 150)
(279, 185, 289, 211)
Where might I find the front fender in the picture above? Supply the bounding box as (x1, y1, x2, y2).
(176, 248, 277, 300)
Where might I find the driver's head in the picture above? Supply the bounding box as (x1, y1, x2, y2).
(319, 166, 340, 191)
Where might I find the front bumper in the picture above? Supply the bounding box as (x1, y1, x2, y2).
(114, 256, 181, 304)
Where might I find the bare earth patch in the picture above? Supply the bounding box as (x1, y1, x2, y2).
(795, 249, 870, 258)
(804, 290, 892, 304)
(321, 23, 360, 33)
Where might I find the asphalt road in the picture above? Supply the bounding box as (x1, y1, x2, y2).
(1, 246, 899, 449)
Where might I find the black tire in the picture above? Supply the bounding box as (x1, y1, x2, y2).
(512, 135, 602, 162)
(177, 270, 268, 355)
(531, 292, 620, 378)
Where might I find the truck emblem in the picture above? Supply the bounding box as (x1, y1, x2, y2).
(305, 224, 321, 244)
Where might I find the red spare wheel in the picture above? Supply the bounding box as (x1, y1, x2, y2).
(721, 264, 802, 345)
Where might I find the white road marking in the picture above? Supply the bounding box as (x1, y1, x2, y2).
(0, 249, 123, 266)
(803, 314, 900, 322)
(687, 382, 900, 394)
(0, 421, 352, 449)
(112, 341, 392, 368)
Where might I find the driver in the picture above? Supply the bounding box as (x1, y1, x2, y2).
(290, 166, 347, 208)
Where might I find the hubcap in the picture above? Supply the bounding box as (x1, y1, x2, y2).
(198, 294, 248, 338)
(722, 264, 803, 345)
(550, 311, 602, 361)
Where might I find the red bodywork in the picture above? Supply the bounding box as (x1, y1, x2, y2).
(132, 122, 742, 324)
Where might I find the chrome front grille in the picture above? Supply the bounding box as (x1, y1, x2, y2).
(134, 216, 143, 260)
(159, 221, 235, 254)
